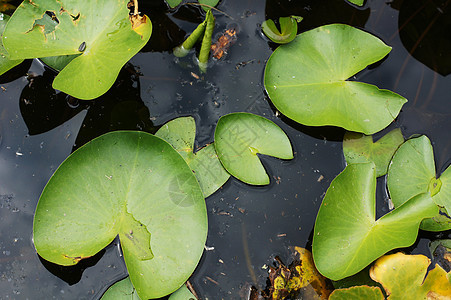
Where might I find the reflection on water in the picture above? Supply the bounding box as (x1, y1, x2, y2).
(0, 0, 449, 298)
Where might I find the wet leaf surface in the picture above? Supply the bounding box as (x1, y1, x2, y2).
(3, 0, 152, 99)
(156, 116, 230, 197)
(387, 135, 451, 231)
(33, 131, 207, 298)
(313, 163, 439, 280)
(343, 128, 404, 177)
(370, 252, 451, 299)
(264, 24, 407, 134)
(214, 112, 293, 185)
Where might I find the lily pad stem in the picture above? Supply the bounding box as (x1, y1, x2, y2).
(198, 10, 214, 73)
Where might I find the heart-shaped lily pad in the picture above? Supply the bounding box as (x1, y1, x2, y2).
(214, 112, 293, 185)
(156, 116, 230, 198)
(264, 24, 407, 135)
(3, 0, 152, 99)
(313, 162, 438, 280)
(387, 135, 451, 231)
(33, 131, 207, 299)
(343, 128, 404, 177)
(0, 14, 23, 75)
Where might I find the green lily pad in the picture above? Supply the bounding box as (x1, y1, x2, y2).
(387, 135, 451, 231)
(3, 0, 152, 100)
(343, 128, 404, 177)
(156, 117, 230, 198)
(347, 0, 365, 6)
(329, 286, 384, 300)
(261, 17, 298, 44)
(33, 131, 207, 299)
(169, 284, 196, 300)
(0, 13, 23, 75)
(312, 162, 438, 280)
(166, 0, 182, 8)
(199, 0, 220, 11)
(101, 277, 140, 300)
(264, 24, 407, 135)
(214, 112, 293, 185)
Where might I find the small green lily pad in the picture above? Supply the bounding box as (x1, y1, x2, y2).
(101, 277, 140, 300)
(347, 0, 365, 6)
(169, 284, 196, 300)
(343, 128, 404, 177)
(33, 131, 207, 299)
(3, 0, 152, 99)
(199, 0, 220, 11)
(156, 117, 230, 197)
(0, 14, 23, 75)
(387, 135, 451, 231)
(214, 113, 293, 185)
(262, 16, 298, 44)
(264, 24, 407, 134)
(313, 162, 438, 280)
(329, 286, 384, 300)
(166, 0, 182, 8)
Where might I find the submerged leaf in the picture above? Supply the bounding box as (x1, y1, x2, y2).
(264, 24, 407, 134)
(156, 117, 230, 197)
(370, 252, 451, 299)
(214, 113, 293, 185)
(3, 0, 152, 99)
(313, 163, 438, 280)
(387, 135, 451, 231)
(343, 128, 404, 177)
(33, 131, 207, 299)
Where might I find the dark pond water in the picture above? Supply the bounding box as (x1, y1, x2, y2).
(0, 0, 450, 299)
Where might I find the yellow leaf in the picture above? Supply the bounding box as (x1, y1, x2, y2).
(370, 252, 451, 299)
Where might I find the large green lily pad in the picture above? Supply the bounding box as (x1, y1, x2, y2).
(156, 117, 230, 198)
(264, 24, 407, 135)
(3, 0, 152, 99)
(387, 135, 451, 231)
(33, 131, 207, 299)
(343, 128, 404, 177)
(0, 13, 23, 75)
(313, 162, 438, 280)
(214, 113, 293, 185)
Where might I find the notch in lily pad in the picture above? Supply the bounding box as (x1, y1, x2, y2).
(214, 113, 293, 185)
(313, 162, 438, 280)
(387, 135, 451, 231)
(33, 131, 207, 299)
(264, 24, 407, 135)
(156, 116, 230, 198)
(3, 0, 152, 99)
(261, 15, 302, 44)
(343, 128, 404, 177)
